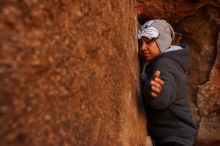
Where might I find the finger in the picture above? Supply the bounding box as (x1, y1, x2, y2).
(154, 78, 164, 86)
(150, 92, 158, 97)
(150, 80, 156, 86)
(151, 86, 161, 94)
(153, 70, 160, 79)
(152, 82, 163, 90)
(151, 80, 160, 88)
(151, 79, 164, 89)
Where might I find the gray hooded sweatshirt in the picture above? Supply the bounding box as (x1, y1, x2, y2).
(141, 45, 197, 146)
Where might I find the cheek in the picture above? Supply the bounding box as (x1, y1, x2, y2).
(152, 42, 160, 53)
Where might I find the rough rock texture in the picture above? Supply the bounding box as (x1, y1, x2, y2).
(0, 0, 149, 146)
(196, 31, 220, 146)
(136, 0, 218, 24)
(137, 0, 220, 146)
(175, 6, 220, 146)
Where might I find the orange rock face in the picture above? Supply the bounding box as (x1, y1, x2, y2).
(1, 0, 219, 145)
(0, 0, 148, 146)
(137, 0, 220, 145)
(136, 0, 211, 24)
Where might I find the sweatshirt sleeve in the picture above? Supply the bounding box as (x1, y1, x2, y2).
(145, 58, 180, 109)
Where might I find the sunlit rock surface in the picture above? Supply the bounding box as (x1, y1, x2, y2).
(0, 0, 148, 146)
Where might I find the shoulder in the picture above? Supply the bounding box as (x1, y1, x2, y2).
(153, 57, 178, 70)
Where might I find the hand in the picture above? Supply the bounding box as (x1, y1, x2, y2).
(150, 71, 164, 97)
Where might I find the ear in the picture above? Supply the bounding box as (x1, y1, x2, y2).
(141, 20, 155, 30)
(169, 24, 175, 40)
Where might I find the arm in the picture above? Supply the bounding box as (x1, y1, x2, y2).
(143, 58, 179, 109)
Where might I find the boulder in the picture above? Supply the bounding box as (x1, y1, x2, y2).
(0, 0, 148, 145)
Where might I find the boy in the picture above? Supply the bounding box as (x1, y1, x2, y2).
(138, 19, 197, 146)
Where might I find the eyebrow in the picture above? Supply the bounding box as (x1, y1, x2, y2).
(141, 37, 154, 43)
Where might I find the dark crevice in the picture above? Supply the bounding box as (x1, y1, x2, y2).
(138, 14, 154, 25)
(176, 5, 219, 84)
(170, 7, 220, 146)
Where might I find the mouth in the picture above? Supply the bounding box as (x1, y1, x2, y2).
(142, 52, 150, 57)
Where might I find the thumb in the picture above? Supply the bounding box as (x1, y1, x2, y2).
(153, 70, 160, 79)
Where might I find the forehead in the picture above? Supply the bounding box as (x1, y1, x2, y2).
(141, 37, 155, 43)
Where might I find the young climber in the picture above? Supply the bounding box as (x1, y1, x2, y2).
(138, 19, 197, 146)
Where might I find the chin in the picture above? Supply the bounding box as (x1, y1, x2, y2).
(144, 57, 152, 61)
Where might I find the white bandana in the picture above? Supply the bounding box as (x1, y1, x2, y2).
(138, 27, 159, 40)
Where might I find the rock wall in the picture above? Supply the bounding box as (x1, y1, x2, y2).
(136, 0, 220, 146)
(0, 0, 149, 146)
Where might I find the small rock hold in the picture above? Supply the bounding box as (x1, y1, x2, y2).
(26, 106, 32, 112)
(31, 59, 41, 66)
(44, 114, 52, 121)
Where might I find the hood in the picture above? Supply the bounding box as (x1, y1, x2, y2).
(155, 45, 190, 72)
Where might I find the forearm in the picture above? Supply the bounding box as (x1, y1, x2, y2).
(148, 84, 173, 109)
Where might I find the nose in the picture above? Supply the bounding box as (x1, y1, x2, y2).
(141, 41, 148, 51)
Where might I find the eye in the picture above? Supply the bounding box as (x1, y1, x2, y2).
(138, 39, 143, 47)
(145, 39, 151, 43)
(144, 38, 154, 44)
